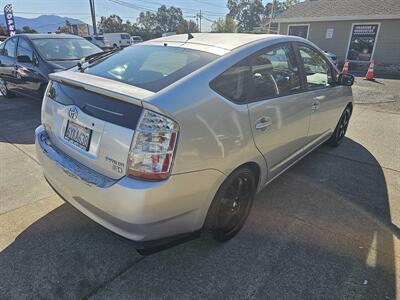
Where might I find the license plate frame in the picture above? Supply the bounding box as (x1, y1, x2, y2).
(64, 120, 92, 151)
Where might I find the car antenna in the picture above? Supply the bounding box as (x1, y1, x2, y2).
(183, 24, 194, 45)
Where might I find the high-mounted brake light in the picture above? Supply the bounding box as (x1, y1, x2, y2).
(127, 109, 178, 180)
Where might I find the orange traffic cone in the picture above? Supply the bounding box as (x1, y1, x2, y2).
(364, 60, 375, 80)
(342, 60, 349, 74)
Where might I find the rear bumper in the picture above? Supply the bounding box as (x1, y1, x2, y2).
(35, 125, 225, 243)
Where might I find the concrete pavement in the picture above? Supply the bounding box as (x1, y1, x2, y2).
(0, 79, 399, 299)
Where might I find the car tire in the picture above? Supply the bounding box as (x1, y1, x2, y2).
(113, 44, 118, 49)
(204, 167, 256, 242)
(0, 78, 15, 98)
(327, 106, 352, 147)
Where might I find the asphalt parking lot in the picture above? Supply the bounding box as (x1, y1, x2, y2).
(0, 78, 399, 299)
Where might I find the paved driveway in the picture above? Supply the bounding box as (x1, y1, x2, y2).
(0, 78, 399, 299)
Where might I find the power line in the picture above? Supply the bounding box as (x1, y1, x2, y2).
(190, 0, 227, 9)
(107, 0, 226, 16)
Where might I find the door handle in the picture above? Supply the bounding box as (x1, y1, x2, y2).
(255, 118, 273, 131)
(311, 100, 320, 112)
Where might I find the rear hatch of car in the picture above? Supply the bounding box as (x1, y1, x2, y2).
(41, 71, 153, 179)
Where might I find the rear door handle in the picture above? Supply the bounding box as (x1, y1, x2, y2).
(311, 100, 320, 112)
(255, 118, 273, 131)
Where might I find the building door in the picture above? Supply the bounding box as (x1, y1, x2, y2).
(288, 25, 309, 39)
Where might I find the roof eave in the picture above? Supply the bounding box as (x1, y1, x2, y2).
(276, 14, 400, 23)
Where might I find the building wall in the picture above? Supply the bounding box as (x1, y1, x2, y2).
(279, 19, 400, 73)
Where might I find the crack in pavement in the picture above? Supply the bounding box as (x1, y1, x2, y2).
(84, 256, 146, 299)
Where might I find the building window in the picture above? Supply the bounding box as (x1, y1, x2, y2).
(347, 24, 379, 61)
(287, 24, 309, 39)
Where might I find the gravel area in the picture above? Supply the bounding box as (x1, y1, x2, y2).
(352, 77, 400, 113)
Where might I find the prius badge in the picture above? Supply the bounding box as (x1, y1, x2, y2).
(68, 106, 79, 120)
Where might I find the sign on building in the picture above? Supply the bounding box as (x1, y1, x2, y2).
(347, 24, 379, 61)
(326, 28, 334, 39)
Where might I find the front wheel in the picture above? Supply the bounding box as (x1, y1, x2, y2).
(0, 78, 15, 98)
(204, 167, 256, 242)
(327, 106, 352, 146)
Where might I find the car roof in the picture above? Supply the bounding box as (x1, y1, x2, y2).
(144, 33, 293, 55)
(16, 33, 83, 40)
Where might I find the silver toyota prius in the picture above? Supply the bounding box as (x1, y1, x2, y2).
(35, 33, 354, 251)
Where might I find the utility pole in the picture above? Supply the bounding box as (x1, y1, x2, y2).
(268, 0, 275, 34)
(89, 0, 97, 35)
(199, 10, 202, 32)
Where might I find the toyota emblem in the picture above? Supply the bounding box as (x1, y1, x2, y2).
(68, 107, 79, 120)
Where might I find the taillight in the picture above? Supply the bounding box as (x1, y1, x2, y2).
(127, 109, 179, 180)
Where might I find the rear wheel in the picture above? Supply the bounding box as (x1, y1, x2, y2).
(205, 167, 256, 242)
(0, 78, 14, 98)
(327, 106, 351, 146)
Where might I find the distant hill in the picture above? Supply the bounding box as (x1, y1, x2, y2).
(0, 15, 93, 33)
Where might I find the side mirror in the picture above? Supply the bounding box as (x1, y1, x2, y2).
(17, 55, 32, 64)
(337, 73, 354, 86)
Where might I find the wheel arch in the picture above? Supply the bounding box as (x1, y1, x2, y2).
(229, 161, 263, 192)
(347, 102, 353, 115)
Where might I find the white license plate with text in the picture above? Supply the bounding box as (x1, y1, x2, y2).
(64, 121, 92, 151)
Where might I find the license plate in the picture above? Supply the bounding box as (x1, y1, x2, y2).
(64, 121, 92, 151)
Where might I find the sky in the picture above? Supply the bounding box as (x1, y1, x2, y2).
(0, 0, 274, 32)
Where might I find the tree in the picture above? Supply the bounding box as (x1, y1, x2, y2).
(0, 25, 7, 36)
(211, 16, 236, 33)
(137, 11, 158, 33)
(156, 5, 184, 33)
(265, 0, 299, 18)
(21, 26, 38, 33)
(227, 0, 265, 32)
(99, 14, 127, 33)
(56, 20, 72, 34)
(176, 20, 199, 34)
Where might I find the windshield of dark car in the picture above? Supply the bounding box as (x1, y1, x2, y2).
(84, 45, 218, 92)
(32, 38, 101, 61)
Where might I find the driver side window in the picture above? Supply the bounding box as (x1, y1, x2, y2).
(248, 44, 301, 101)
(297, 44, 332, 90)
(3, 37, 17, 58)
(17, 38, 34, 62)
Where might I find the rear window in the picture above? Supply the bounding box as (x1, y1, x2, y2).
(85, 45, 218, 92)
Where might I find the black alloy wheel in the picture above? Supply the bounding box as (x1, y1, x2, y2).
(327, 106, 352, 146)
(205, 167, 256, 242)
(0, 78, 14, 98)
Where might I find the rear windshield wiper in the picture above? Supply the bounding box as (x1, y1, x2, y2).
(77, 48, 123, 70)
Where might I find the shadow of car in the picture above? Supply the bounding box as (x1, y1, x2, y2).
(0, 134, 396, 299)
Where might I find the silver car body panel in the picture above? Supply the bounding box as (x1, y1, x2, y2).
(36, 125, 225, 241)
(36, 33, 353, 242)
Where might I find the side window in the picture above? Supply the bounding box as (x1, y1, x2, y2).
(210, 61, 250, 103)
(298, 44, 332, 89)
(3, 37, 17, 58)
(17, 38, 33, 61)
(248, 44, 301, 101)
